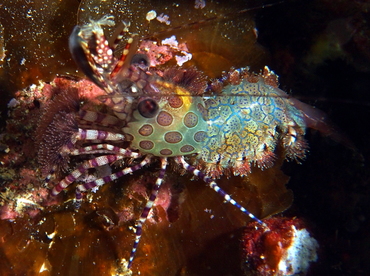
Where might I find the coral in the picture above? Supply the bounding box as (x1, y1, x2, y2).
(242, 217, 319, 276)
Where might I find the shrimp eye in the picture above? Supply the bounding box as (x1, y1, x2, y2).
(138, 99, 159, 118)
(130, 53, 150, 69)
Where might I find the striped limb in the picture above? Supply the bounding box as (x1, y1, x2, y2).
(128, 157, 167, 268)
(52, 154, 125, 196)
(75, 156, 151, 205)
(110, 32, 139, 79)
(175, 156, 267, 227)
(43, 129, 125, 186)
(69, 144, 139, 157)
(74, 128, 125, 142)
(78, 109, 121, 128)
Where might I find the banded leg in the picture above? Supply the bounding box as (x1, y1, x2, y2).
(108, 21, 130, 50)
(74, 128, 125, 142)
(78, 109, 121, 127)
(128, 157, 168, 268)
(43, 169, 56, 187)
(110, 31, 139, 79)
(175, 156, 266, 226)
(52, 154, 124, 196)
(75, 156, 151, 203)
(43, 129, 125, 185)
(69, 144, 139, 158)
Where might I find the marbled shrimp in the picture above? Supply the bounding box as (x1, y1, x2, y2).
(36, 14, 340, 269)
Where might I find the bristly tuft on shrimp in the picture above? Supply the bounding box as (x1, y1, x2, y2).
(36, 85, 80, 177)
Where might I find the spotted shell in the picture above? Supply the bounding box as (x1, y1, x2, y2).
(124, 80, 208, 157)
(124, 67, 309, 174)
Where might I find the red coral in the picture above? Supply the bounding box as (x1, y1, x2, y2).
(242, 217, 318, 276)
